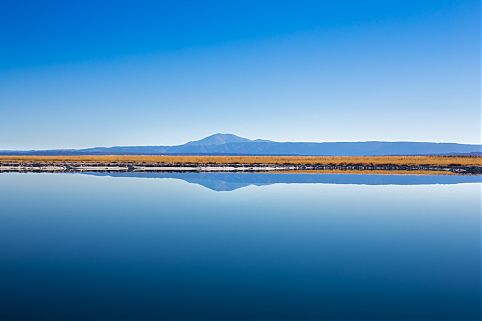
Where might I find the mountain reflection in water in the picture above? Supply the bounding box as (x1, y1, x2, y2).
(84, 172, 482, 191)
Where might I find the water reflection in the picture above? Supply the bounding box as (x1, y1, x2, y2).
(86, 171, 482, 191)
(0, 173, 480, 320)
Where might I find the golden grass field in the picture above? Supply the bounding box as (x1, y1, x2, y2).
(1, 155, 481, 166)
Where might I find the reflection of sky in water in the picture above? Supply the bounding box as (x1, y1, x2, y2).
(0, 173, 480, 320)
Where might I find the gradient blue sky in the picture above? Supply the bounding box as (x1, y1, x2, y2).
(0, 0, 480, 149)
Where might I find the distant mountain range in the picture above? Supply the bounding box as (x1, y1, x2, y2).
(1, 133, 481, 156)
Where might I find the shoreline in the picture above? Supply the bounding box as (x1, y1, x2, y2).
(1, 155, 481, 175)
(0, 164, 480, 175)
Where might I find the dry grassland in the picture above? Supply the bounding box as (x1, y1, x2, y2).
(0, 155, 481, 166)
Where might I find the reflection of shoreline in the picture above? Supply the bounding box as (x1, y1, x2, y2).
(270, 169, 456, 175)
(0, 165, 288, 172)
(0, 167, 456, 175)
(81, 172, 482, 192)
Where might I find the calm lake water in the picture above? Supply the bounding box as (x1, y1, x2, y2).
(0, 172, 480, 321)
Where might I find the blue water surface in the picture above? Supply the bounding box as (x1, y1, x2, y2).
(0, 172, 480, 320)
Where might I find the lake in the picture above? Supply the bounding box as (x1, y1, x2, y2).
(0, 172, 480, 320)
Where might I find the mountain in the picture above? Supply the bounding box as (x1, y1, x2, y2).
(1, 133, 481, 156)
(184, 133, 251, 146)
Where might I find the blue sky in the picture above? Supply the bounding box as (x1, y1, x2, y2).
(0, 0, 479, 149)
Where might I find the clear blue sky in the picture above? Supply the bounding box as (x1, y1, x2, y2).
(0, 0, 479, 149)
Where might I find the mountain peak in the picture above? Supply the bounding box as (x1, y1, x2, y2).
(184, 133, 251, 146)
